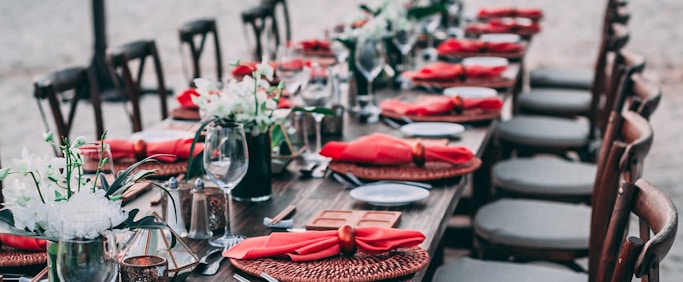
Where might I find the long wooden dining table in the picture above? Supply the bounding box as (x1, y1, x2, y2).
(126, 61, 522, 281)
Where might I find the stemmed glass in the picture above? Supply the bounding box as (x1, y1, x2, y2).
(420, 12, 443, 61)
(354, 34, 385, 123)
(203, 122, 249, 249)
(78, 143, 116, 188)
(392, 21, 419, 72)
(56, 214, 118, 282)
(300, 64, 333, 162)
(275, 44, 309, 102)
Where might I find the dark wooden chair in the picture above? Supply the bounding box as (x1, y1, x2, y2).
(241, 0, 291, 61)
(473, 110, 653, 266)
(492, 72, 661, 203)
(107, 39, 169, 133)
(496, 46, 644, 162)
(178, 18, 223, 87)
(528, 0, 630, 90)
(433, 178, 678, 282)
(33, 66, 104, 145)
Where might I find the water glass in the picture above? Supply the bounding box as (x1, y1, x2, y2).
(78, 143, 115, 187)
(354, 34, 385, 123)
(56, 215, 118, 282)
(300, 65, 333, 162)
(275, 44, 308, 99)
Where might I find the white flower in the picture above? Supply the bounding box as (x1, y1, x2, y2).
(57, 190, 128, 239)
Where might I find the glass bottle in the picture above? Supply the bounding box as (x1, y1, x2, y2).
(187, 179, 213, 240)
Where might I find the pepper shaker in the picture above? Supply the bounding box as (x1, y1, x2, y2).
(187, 178, 213, 240)
(165, 177, 188, 237)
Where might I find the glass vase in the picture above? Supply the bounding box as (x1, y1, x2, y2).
(231, 132, 272, 202)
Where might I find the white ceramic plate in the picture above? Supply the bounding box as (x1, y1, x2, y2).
(350, 183, 430, 206)
(130, 130, 194, 142)
(400, 122, 466, 138)
(443, 87, 498, 98)
(462, 57, 509, 68)
(479, 33, 521, 43)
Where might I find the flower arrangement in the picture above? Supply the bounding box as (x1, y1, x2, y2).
(0, 132, 169, 240)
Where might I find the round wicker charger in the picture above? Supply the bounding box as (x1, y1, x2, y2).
(411, 76, 515, 89)
(381, 108, 500, 123)
(114, 160, 188, 178)
(0, 246, 46, 267)
(170, 107, 201, 121)
(328, 157, 482, 181)
(230, 246, 429, 282)
(438, 48, 526, 60)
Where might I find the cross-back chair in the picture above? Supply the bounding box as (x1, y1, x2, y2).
(474, 110, 653, 266)
(33, 66, 104, 146)
(107, 39, 169, 133)
(178, 18, 223, 87)
(493, 72, 661, 203)
(433, 178, 677, 282)
(241, 0, 291, 61)
(496, 46, 644, 162)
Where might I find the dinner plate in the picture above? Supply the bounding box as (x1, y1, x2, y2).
(462, 56, 509, 67)
(400, 122, 466, 138)
(350, 183, 430, 206)
(443, 86, 498, 98)
(479, 33, 521, 43)
(130, 130, 194, 142)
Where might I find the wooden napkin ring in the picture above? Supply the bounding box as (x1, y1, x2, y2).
(133, 139, 148, 161)
(455, 64, 468, 82)
(450, 96, 464, 114)
(477, 40, 489, 52)
(338, 224, 357, 256)
(411, 142, 426, 167)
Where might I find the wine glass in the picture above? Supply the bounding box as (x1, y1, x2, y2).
(78, 143, 115, 189)
(275, 44, 309, 102)
(300, 64, 333, 162)
(420, 12, 443, 61)
(392, 21, 419, 72)
(56, 215, 118, 282)
(203, 122, 249, 249)
(354, 34, 385, 123)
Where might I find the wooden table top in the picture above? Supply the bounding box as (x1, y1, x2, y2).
(127, 62, 521, 281)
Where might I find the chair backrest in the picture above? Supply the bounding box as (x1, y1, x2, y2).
(241, 0, 291, 61)
(588, 110, 654, 280)
(33, 66, 104, 145)
(107, 40, 169, 133)
(178, 18, 223, 87)
(597, 179, 678, 282)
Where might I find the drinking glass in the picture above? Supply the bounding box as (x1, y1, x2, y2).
(354, 34, 385, 123)
(300, 65, 333, 162)
(392, 21, 419, 71)
(420, 12, 443, 61)
(275, 44, 308, 102)
(78, 143, 115, 189)
(203, 122, 249, 249)
(56, 215, 118, 282)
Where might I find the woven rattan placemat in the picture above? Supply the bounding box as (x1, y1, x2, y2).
(381, 108, 500, 123)
(230, 246, 429, 282)
(328, 157, 482, 181)
(411, 75, 515, 89)
(114, 160, 188, 179)
(0, 246, 46, 267)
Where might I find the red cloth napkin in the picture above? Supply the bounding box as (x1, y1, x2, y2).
(319, 133, 473, 165)
(379, 95, 503, 116)
(437, 39, 524, 54)
(0, 234, 46, 251)
(176, 88, 200, 109)
(466, 19, 541, 34)
(402, 62, 507, 81)
(223, 227, 425, 262)
(104, 138, 202, 163)
(478, 7, 544, 19)
(297, 39, 331, 52)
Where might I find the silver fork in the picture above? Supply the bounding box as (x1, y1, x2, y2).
(197, 248, 222, 266)
(233, 273, 251, 282)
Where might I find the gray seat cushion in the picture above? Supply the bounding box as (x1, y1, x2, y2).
(433, 257, 587, 282)
(518, 88, 592, 117)
(493, 158, 597, 196)
(529, 67, 593, 90)
(474, 199, 591, 249)
(496, 116, 591, 148)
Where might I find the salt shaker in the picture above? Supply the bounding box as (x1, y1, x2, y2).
(165, 177, 188, 237)
(187, 178, 213, 240)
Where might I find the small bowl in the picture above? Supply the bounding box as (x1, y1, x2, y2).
(443, 87, 498, 98)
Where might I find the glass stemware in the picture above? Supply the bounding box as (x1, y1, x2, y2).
(420, 12, 443, 61)
(300, 64, 333, 162)
(392, 21, 419, 72)
(78, 143, 115, 189)
(354, 34, 386, 123)
(203, 122, 249, 249)
(56, 215, 118, 282)
(275, 44, 309, 103)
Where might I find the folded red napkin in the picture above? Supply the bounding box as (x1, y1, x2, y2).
(176, 88, 200, 109)
(402, 62, 507, 81)
(379, 95, 503, 116)
(297, 39, 331, 52)
(224, 226, 425, 262)
(437, 39, 524, 54)
(105, 138, 202, 163)
(466, 19, 541, 34)
(0, 234, 46, 251)
(478, 7, 544, 19)
(319, 133, 473, 165)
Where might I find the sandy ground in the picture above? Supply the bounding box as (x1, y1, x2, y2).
(0, 0, 681, 278)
